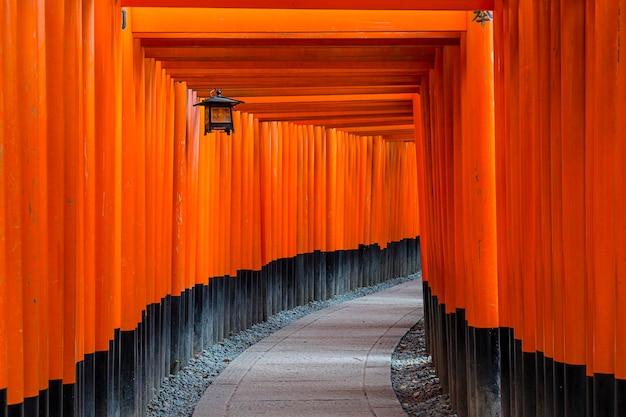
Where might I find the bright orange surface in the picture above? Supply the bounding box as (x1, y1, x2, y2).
(125, 1, 490, 12)
(130, 8, 466, 34)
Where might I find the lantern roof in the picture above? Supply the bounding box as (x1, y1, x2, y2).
(194, 90, 244, 107)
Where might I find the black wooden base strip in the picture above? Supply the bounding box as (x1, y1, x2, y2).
(553, 360, 565, 417)
(7, 403, 22, 417)
(465, 326, 477, 416)
(185, 288, 195, 362)
(226, 277, 235, 336)
(110, 329, 121, 417)
(437, 304, 449, 393)
(119, 330, 136, 417)
(564, 364, 587, 417)
(446, 312, 457, 410)
(162, 296, 172, 381)
(243, 270, 253, 330)
(62, 384, 74, 417)
(586, 375, 594, 417)
(287, 257, 296, 310)
(136, 319, 145, 416)
(83, 354, 95, 417)
(296, 254, 305, 307)
(522, 351, 537, 417)
(513, 338, 523, 416)
(536, 351, 545, 417)
(422, 281, 430, 352)
(23, 396, 38, 417)
(616, 377, 626, 416)
(94, 350, 107, 417)
(543, 355, 554, 417)
(202, 285, 214, 348)
(473, 327, 501, 417)
(499, 327, 512, 417)
(313, 250, 323, 301)
(0, 389, 6, 417)
(593, 373, 615, 417)
(169, 294, 182, 375)
(455, 309, 468, 417)
(38, 388, 48, 417)
(193, 283, 206, 353)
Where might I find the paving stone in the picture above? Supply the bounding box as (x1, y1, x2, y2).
(192, 280, 422, 417)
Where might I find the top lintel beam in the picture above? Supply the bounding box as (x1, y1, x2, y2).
(129, 8, 468, 34)
(122, 0, 493, 10)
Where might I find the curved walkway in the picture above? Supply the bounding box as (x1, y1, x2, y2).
(193, 279, 423, 417)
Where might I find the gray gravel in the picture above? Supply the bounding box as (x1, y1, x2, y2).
(391, 319, 457, 416)
(147, 272, 453, 417)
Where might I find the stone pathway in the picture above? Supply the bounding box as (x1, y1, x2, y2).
(193, 279, 423, 417)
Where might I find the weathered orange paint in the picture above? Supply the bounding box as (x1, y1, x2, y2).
(121, 5, 139, 331)
(81, 0, 97, 365)
(3, 0, 26, 405)
(0, 0, 7, 395)
(196, 117, 210, 284)
(185, 90, 200, 284)
(466, 12, 498, 329)
(616, 0, 626, 381)
(519, 0, 539, 351)
(20, 0, 45, 397)
(172, 80, 188, 295)
(130, 8, 467, 34)
(259, 122, 272, 265)
(231, 112, 243, 275)
(413, 94, 428, 283)
(44, 0, 65, 386)
(546, 0, 565, 364)
(587, 0, 618, 376)
(123, 0, 493, 10)
(493, 0, 510, 331)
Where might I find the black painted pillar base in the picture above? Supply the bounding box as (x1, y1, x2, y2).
(83, 354, 95, 417)
(119, 330, 136, 417)
(543, 355, 554, 417)
(193, 283, 207, 353)
(7, 403, 23, 417)
(437, 304, 449, 393)
(38, 389, 48, 417)
(616, 377, 626, 417)
(593, 373, 614, 417)
(455, 309, 468, 417)
(499, 328, 512, 417)
(0, 389, 5, 417)
(522, 350, 537, 417)
(63, 384, 75, 417)
(49, 380, 63, 417)
(472, 327, 501, 417)
(446, 312, 457, 410)
(553, 360, 565, 417)
(169, 294, 182, 375)
(23, 397, 38, 417)
(536, 351, 545, 417)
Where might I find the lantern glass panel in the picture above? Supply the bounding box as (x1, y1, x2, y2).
(210, 106, 232, 124)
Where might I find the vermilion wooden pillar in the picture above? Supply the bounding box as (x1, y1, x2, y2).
(463, 11, 499, 417)
(560, 1, 587, 415)
(586, 2, 618, 416)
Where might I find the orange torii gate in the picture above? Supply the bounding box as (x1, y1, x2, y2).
(1, 1, 625, 417)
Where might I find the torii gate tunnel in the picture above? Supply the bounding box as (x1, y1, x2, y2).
(1, 1, 625, 417)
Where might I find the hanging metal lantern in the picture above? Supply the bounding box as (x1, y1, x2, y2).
(194, 89, 244, 135)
